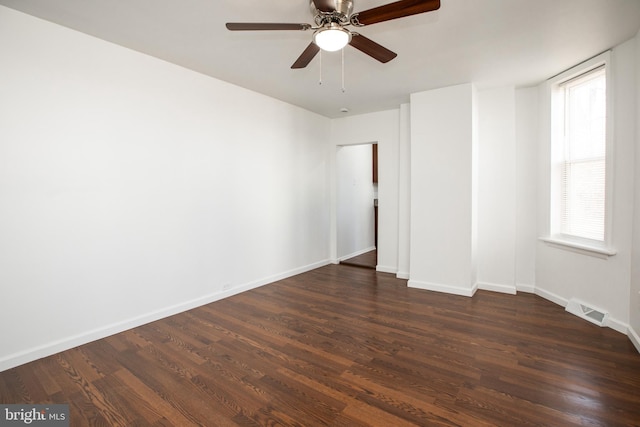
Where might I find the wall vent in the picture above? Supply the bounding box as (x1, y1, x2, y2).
(565, 298, 608, 327)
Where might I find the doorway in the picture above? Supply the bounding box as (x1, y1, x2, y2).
(336, 143, 378, 269)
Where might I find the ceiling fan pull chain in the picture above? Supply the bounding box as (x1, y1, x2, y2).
(341, 48, 346, 93)
(319, 50, 323, 85)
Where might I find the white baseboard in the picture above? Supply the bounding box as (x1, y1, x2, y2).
(408, 279, 477, 297)
(533, 286, 569, 308)
(338, 246, 376, 262)
(516, 283, 536, 293)
(0, 259, 331, 373)
(533, 285, 631, 337)
(629, 326, 640, 354)
(396, 271, 410, 280)
(376, 265, 397, 274)
(605, 317, 629, 335)
(477, 282, 517, 295)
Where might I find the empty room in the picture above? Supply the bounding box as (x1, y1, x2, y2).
(1, 0, 640, 425)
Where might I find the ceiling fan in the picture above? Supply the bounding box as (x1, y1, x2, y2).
(226, 0, 441, 69)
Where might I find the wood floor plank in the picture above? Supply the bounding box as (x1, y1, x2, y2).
(113, 368, 196, 427)
(1, 264, 640, 426)
(10, 363, 50, 403)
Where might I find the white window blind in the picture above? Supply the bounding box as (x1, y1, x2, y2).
(559, 66, 606, 241)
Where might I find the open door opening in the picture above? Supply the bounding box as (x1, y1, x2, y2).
(337, 143, 378, 269)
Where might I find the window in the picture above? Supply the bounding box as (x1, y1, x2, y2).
(546, 52, 615, 257)
(560, 67, 606, 240)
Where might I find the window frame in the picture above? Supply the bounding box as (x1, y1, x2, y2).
(543, 51, 616, 259)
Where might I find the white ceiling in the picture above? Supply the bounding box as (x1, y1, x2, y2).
(2, 0, 639, 118)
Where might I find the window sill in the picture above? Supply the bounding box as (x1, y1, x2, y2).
(540, 237, 617, 259)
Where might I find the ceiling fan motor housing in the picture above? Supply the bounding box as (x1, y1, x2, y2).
(310, 0, 353, 23)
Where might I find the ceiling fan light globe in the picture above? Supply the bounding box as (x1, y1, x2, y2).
(314, 28, 350, 51)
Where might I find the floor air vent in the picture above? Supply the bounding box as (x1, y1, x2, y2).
(565, 298, 608, 327)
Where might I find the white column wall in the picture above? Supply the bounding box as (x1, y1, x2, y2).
(397, 104, 412, 279)
(408, 84, 478, 296)
(514, 87, 539, 292)
(476, 87, 517, 294)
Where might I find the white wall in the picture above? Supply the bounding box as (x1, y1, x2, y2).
(331, 110, 400, 273)
(397, 104, 411, 279)
(535, 38, 637, 332)
(336, 144, 375, 259)
(631, 31, 640, 350)
(0, 6, 331, 371)
(477, 87, 517, 294)
(409, 84, 478, 296)
(515, 87, 539, 292)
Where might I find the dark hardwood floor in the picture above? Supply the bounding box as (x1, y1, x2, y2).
(340, 250, 377, 269)
(1, 264, 640, 426)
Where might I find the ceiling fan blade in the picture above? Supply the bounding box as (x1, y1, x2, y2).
(352, 0, 440, 26)
(226, 23, 311, 31)
(291, 43, 321, 69)
(312, 0, 337, 13)
(349, 33, 397, 63)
